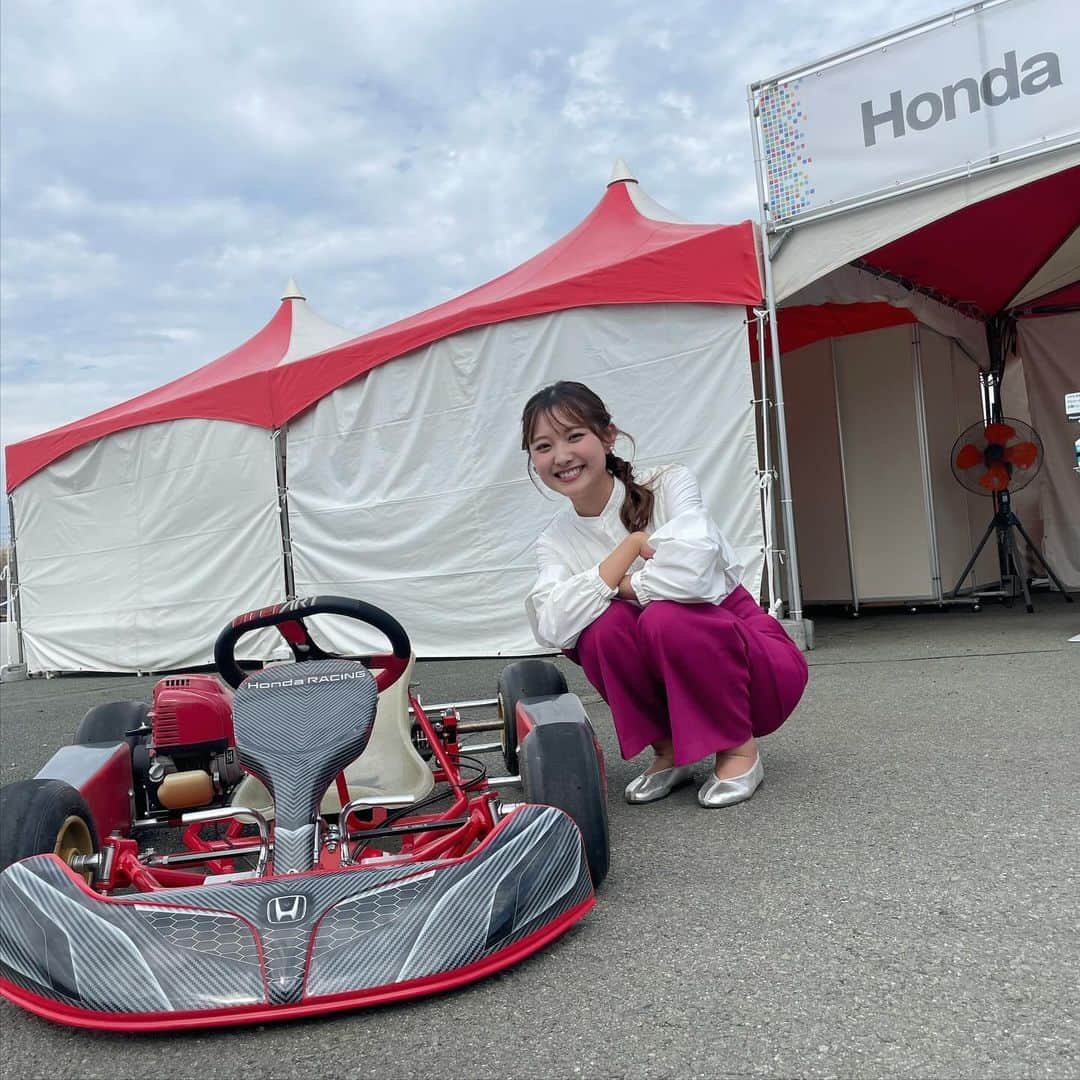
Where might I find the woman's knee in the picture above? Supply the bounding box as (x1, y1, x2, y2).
(637, 600, 693, 645)
(638, 600, 743, 657)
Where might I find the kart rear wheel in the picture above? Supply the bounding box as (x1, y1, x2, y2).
(519, 707, 609, 887)
(497, 660, 567, 774)
(74, 700, 150, 748)
(0, 779, 100, 881)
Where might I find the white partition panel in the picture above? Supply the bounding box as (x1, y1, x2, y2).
(286, 303, 762, 657)
(13, 420, 286, 672)
(781, 339, 854, 605)
(833, 327, 934, 600)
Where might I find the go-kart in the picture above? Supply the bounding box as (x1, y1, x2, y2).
(0, 597, 609, 1031)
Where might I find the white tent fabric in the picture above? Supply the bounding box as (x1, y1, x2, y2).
(8, 285, 356, 674)
(770, 145, 1080, 303)
(783, 265, 990, 366)
(286, 302, 761, 656)
(1015, 312, 1080, 588)
(12, 420, 287, 672)
(280, 287, 357, 364)
(1008, 226, 1080, 309)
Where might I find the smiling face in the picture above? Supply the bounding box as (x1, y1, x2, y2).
(527, 408, 616, 516)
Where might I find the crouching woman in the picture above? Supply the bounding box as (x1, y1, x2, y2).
(522, 381, 808, 808)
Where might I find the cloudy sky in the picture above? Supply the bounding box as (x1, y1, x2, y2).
(1, 0, 950, 495)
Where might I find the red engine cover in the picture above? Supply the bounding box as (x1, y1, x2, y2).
(152, 675, 234, 748)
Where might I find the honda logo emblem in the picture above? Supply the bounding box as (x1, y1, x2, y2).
(266, 894, 308, 924)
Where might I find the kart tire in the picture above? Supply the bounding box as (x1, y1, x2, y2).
(74, 700, 150, 749)
(519, 714, 610, 888)
(0, 779, 99, 878)
(497, 660, 567, 774)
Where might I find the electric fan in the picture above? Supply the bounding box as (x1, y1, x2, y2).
(949, 418, 1073, 612)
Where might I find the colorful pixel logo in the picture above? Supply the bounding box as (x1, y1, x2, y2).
(759, 79, 815, 222)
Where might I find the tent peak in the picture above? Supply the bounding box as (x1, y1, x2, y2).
(282, 278, 306, 302)
(608, 159, 637, 186)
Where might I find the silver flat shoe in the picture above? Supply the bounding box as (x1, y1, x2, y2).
(624, 764, 694, 804)
(697, 756, 764, 808)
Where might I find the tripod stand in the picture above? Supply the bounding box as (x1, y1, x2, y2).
(951, 489, 1074, 612)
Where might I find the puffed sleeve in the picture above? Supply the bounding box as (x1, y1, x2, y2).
(629, 465, 740, 605)
(525, 534, 617, 650)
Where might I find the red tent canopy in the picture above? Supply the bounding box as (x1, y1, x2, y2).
(755, 164, 1080, 360)
(859, 166, 1080, 318)
(6, 179, 761, 491)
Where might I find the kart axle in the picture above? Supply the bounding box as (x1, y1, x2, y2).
(143, 844, 265, 867)
(455, 720, 502, 734)
(346, 816, 470, 842)
(410, 697, 497, 714)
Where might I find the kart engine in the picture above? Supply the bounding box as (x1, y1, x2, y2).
(136, 675, 244, 814)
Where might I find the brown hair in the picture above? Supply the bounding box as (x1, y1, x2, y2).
(521, 381, 655, 532)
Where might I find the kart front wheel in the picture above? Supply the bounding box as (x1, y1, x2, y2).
(518, 701, 609, 888)
(497, 660, 567, 774)
(0, 779, 100, 881)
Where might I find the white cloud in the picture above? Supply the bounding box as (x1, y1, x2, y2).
(0, 0, 953, 506)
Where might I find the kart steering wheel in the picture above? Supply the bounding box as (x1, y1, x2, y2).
(214, 596, 411, 692)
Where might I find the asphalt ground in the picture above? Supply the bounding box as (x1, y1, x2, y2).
(0, 594, 1077, 1080)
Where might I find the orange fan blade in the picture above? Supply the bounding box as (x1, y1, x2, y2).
(984, 422, 1016, 444)
(978, 464, 1010, 491)
(955, 443, 982, 470)
(1005, 441, 1038, 469)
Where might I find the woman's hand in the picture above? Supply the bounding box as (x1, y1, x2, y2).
(598, 531, 653, 590)
(629, 531, 655, 558)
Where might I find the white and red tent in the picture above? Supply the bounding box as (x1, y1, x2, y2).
(746, 0, 1080, 617)
(5, 165, 765, 671)
(766, 158, 1080, 611)
(5, 285, 355, 672)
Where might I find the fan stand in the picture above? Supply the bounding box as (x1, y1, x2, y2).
(951, 489, 1074, 612)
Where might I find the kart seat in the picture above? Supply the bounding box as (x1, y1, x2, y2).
(231, 653, 434, 819)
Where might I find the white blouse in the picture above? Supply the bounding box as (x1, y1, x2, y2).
(525, 464, 744, 650)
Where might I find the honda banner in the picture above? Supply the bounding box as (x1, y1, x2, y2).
(751, 0, 1079, 229)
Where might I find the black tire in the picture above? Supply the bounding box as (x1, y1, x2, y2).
(73, 700, 150, 748)
(518, 697, 610, 888)
(0, 779, 99, 877)
(497, 660, 568, 774)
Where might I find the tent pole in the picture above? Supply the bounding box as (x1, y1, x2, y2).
(762, 257, 805, 622)
(4, 495, 27, 676)
(748, 86, 808, 638)
(754, 308, 780, 616)
(273, 428, 297, 601)
(911, 325, 944, 604)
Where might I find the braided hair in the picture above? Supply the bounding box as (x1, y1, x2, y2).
(521, 381, 655, 533)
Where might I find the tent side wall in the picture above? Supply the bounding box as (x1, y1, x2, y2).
(1016, 312, 1080, 589)
(285, 303, 763, 657)
(12, 419, 288, 672)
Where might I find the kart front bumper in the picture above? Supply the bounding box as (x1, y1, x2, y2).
(0, 804, 593, 1031)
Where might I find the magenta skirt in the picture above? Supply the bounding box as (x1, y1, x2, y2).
(565, 585, 809, 766)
